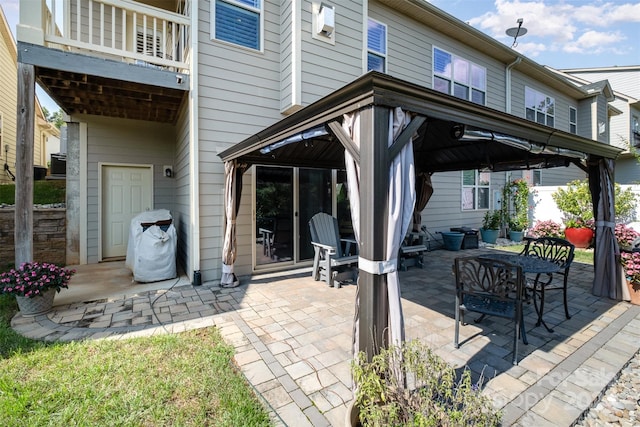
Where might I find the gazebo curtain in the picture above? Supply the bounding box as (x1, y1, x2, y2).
(412, 172, 433, 232)
(344, 107, 416, 356)
(221, 160, 247, 287)
(589, 158, 622, 299)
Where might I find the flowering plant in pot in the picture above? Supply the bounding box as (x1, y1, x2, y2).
(0, 262, 75, 315)
(615, 223, 640, 251)
(620, 251, 640, 305)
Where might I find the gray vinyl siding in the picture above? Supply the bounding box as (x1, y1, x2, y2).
(616, 157, 640, 184)
(421, 171, 508, 234)
(369, 1, 506, 111)
(610, 98, 631, 149)
(539, 165, 586, 187)
(569, 70, 640, 99)
(510, 71, 577, 133)
(197, 0, 284, 281)
(174, 99, 191, 275)
(79, 115, 176, 264)
(299, 0, 363, 105)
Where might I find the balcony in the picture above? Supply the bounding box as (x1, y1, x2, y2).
(17, 0, 191, 123)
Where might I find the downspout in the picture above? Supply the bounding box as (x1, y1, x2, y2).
(505, 57, 521, 114)
(189, 2, 200, 283)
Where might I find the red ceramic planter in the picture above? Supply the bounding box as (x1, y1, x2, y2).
(564, 227, 593, 249)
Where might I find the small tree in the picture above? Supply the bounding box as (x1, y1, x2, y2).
(552, 179, 638, 225)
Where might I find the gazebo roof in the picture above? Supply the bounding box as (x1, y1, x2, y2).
(219, 72, 622, 171)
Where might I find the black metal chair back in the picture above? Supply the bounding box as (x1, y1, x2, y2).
(521, 237, 575, 321)
(453, 256, 526, 365)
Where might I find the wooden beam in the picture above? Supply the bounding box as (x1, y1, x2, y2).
(15, 63, 35, 265)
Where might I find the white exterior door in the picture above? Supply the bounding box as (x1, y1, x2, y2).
(101, 165, 152, 259)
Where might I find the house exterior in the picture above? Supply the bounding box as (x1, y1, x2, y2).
(15, 0, 620, 286)
(0, 5, 58, 185)
(552, 66, 640, 184)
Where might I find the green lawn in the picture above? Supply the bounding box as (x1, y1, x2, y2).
(0, 295, 272, 427)
(495, 243, 594, 264)
(0, 180, 66, 205)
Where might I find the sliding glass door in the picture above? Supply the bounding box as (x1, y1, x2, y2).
(255, 166, 333, 268)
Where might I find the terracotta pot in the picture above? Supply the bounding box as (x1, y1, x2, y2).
(564, 227, 593, 248)
(628, 280, 640, 305)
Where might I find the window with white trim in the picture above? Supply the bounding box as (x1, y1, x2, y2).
(569, 106, 577, 134)
(462, 170, 490, 210)
(367, 19, 386, 73)
(525, 87, 555, 127)
(433, 47, 486, 105)
(212, 0, 262, 50)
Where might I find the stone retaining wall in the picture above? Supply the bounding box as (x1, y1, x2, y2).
(0, 209, 66, 269)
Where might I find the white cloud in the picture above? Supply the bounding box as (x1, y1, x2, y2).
(467, 1, 637, 57)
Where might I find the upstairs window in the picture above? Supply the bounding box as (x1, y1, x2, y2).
(433, 48, 486, 105)
(462, 170, 490, 210)
(569, 107, 577, 134)
(367, 19, 387, 72)
(525, 87, 555, 127)
(212, 0, 262, 50)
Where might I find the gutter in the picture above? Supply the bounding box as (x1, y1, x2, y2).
(505, 57, 522, 114)
(189, 3, 200, 283)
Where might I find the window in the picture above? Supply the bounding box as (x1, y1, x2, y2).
(137, 29, 163, 58)
(525, 87, 555, 127)
(569, 107, 577, 134)
(433, 48, 486, 105)
(461, 170, 490, 210)
(523, 170, 542, 186)
(367, 19, 386, 72)
(212, 0, 262, 50)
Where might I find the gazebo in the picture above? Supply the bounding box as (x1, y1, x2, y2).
(219, 72, 622, 359)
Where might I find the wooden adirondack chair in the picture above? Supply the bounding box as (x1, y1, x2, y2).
(308, 212, 358, 288)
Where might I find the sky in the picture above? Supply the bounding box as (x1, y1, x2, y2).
(430, 0, 640, 69)
(2, 0, 639, 113)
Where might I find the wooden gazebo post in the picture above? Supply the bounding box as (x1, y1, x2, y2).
(15, 62, 36, 266)
(357, 105, 391, 360)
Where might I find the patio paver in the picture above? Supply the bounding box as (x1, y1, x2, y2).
(11, 249, 640, 426)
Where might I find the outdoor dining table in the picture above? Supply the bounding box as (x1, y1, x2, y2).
(479, 252, 562, 333)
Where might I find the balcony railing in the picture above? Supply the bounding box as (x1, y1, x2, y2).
(41, 0, 190, 73)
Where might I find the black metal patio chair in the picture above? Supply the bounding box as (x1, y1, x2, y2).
(454, 255, 527, 365)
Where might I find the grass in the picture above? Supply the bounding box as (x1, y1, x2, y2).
(495, 243, 594, 264)
(0, 180, 66, 205)
(0, 294, 272, 427)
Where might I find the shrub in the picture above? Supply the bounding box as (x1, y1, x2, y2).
(552, 180, 638, 225)
(351, 339, 501, 426)
(528, 220, 563, 238)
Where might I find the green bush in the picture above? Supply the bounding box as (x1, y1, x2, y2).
(552, 179, 637, 224)
(351, 340, 501, 426)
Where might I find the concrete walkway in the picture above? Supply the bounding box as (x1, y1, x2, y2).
(11, 248, 640, 426)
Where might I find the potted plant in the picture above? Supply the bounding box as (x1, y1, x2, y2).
(552, 180, 638, 248)
(480, 210, 501, 244)
(616, 223, 640, 304)
(0, 262, 75, 316)
(502, 179, 530, 243)
(508, 217, 527, 242)
(348, 339, 501, 426)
